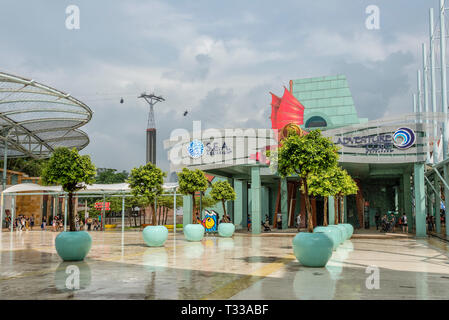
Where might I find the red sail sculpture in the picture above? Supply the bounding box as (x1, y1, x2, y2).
(270, 87, 305, 130)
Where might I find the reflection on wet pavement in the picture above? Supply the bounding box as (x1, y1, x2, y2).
(1, 230, 449, 299)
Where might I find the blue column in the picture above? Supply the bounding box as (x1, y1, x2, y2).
(403, 172, 413, 232)
(182, 195, 193, 226)
(251, 166, 261, 234)
(414, 163, 426, 237)
(328, 196, 335, 225)
(234, 179, 244, 230)
(280, 178, 288, 229)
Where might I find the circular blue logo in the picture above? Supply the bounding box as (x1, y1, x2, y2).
(393, 127, 415, 149)
(187, 139, 204, 158)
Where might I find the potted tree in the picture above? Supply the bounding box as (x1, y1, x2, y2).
(128, 162, 167, 247)
(210, 180, 236, 237)
(177, 168, 208, 241)
(41, 147, 96, 261)
(277, 130, 338, 267)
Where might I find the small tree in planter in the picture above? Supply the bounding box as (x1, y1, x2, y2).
(334, 168, 358, 224)
(277, 129, 339, 267)
(277, 129, 339, 232)
(42, 147, 96, 232)
(177, 168, 208, 241)
(210, 180, 236, 223)
(177, 168, 208, 223)
(128, 162, 166, 226)
(41, 147, 96, 261)
(128, 162, 167, 247)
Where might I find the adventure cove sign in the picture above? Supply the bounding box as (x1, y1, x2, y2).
(336, 127, 416, 154)
(323, 121, 428, 164)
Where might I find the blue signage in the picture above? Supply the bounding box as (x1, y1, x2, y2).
(336, 128, 415, 154)
(187, 140, 204, 158)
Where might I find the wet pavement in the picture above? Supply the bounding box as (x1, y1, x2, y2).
(1, 230, 449, 299)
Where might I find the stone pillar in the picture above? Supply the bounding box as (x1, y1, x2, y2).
(328, 196, 335, 225)
(403, 172, 412, 232)
(182, 195, 193, 226)
(251, 166, 261, 234)
(280, 178, 288, 230)
(414, 163, 426, 238)
(434, 176, 441, 233)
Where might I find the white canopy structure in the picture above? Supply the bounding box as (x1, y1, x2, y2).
(1, 182, 180, 234)
(1, 182, 179, 194)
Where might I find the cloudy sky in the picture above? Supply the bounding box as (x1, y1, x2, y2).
(0, 0, 437, 174)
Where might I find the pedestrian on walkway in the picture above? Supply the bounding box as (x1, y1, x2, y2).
(401, 213, 408, 233)
(296, 214, 301, 232)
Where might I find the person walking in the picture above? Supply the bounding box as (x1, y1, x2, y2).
(30, 215, 34, 230)
(375, 211, 380, 230)
(42, 216, 47, 231)
(296, 214, 301, 232)
(87, 217, 92, 231)
(401, 213, 408, 233)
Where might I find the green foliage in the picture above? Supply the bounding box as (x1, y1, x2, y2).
(95, 168, 129, 184)
(277, 130, 340, 232)
(41, 147, 96, 231)
(177, 168, 208, 196)
(210, 180, 236, 202)
(277, 130, 339, 179)
(177, 168, 208, 223)
(41, 147, 96, 192)
(127, 163, 166, 203)
(194, 194, 218, 211)
(307, 166, 342, 198)
(210, 180, 236, 222)
(0, 157, 48, 177)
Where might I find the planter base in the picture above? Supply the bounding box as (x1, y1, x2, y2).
(55, 231, 92, 261)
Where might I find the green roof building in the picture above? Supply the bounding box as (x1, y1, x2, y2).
(290, 75, 368, 131)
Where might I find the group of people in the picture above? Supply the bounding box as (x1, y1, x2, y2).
(6, 215, 35, 231)
(375, 212, 408, 233)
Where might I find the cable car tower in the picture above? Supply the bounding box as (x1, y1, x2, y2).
(138, 92, 165, 164)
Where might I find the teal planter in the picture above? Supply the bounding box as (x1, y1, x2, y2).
(143, 226, 168, 247)
(340, 224, 354, 238)
(292, 232, 333, 267)
(335, 225, 349, 240)
(54, 261, 91, 291)
(327, 225, 344, 245)
(184, 224, 205, 241)
(55, 231, 92, 261)
(313, 227, 338, 251)
(218, 223, 235, 237)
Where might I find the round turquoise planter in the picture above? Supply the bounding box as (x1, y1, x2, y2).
(55, 231, 92, 261)
(184, 224, 205, 241)
(335, 225, 349, 241)
(292, 232, 333, 267)
(340, 224, 354, 238)
(218, 223, 235, 237)
(313, 226, 338, 251)
(326, 225, 344, 245)
(54, 261, 91, 291)
(142, 226, 168, 247)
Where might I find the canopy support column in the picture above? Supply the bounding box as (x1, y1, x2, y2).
(64, 194, 68, 232)
(173, 191, 177, 235)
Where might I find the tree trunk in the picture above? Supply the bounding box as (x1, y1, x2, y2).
(335, 195, 339, 225)
(323, 197, 328, 226)
(192, 193, 197, 224)
(302, 179, 314, 232)
(68, 192, 75, 231)
(222, 200, 229, 223)
(152, 201, 157, 225)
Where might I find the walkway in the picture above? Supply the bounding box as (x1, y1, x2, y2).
(1, 230, 449, 299)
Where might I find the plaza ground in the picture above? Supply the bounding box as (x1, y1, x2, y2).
(1, 230, 449, 299)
